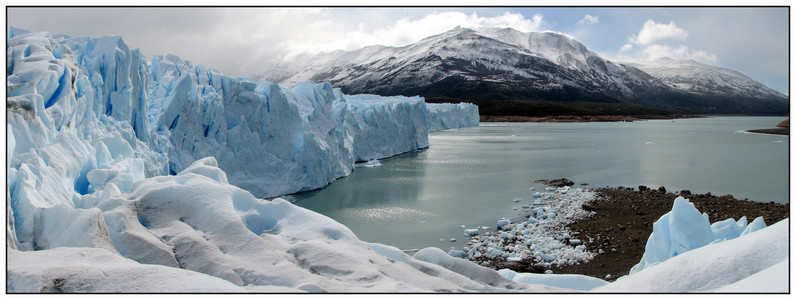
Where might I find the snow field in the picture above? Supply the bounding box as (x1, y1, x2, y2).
(8, 158, 561, 292)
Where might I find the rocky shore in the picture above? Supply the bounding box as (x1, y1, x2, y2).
(492, 185, 789, 281)
(746, 128, 789, 135)
(747, 118, 789, 135)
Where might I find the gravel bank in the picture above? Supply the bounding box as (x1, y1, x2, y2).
(494, 185, 789, 281)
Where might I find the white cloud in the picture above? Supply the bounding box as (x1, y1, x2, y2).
(642, 44, 718, 63)
(617, 19, 716, 65)
(632, 20, 689, 45)
(577, 14, 599, 26)
(8, 8, 549, 77)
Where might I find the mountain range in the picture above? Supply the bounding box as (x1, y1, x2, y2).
(258, 27, 788, 116)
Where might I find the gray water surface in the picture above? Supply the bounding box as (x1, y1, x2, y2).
(292, 117, 789, 251)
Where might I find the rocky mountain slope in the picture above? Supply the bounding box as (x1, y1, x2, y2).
(259, 27, 788, 116)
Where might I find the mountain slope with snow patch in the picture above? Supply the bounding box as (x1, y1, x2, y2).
(259, 26, 788, 115)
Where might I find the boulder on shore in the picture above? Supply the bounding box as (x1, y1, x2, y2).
(534, 178, 575, 187)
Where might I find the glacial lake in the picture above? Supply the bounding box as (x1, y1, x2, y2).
(290, 117, 789, 251)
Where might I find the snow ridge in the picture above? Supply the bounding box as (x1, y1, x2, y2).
(627, 57, 786, 100)
(258, 26, 670, 101)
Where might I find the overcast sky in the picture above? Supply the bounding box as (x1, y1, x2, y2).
(7, 6, 790, 94)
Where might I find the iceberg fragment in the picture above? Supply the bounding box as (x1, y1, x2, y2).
(599, 219, 788, 292)
(630, 197, 768, 274)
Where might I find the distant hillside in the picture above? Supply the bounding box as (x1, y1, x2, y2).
(259, 27, 789, 116)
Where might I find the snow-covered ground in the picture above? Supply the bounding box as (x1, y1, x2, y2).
(5, 28, 789, 293)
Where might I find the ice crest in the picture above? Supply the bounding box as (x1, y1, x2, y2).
(630, 196, 768, 274)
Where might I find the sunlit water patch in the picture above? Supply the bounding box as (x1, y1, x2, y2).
(340, 207, 439, 225)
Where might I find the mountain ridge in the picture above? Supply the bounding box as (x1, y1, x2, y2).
(257, 26, 788, 116)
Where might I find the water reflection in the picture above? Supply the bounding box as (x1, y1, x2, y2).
(291, 117, 788, 251)
(292, 150, 429, 214)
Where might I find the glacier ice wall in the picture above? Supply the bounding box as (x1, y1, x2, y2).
(5, 28, 504, 292)
(427, 102, 480, 132)
(6, 28, 164, 252)
(6, 28, 478, 252)
(345, 94, 430, 162)
(147, 54, 356, 197)
(145, 54, 477, 197)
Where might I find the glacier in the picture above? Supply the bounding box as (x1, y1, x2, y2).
(427, 102, 480, 132)
(5, 27, 788, 293)
(147, 53, 476, 197)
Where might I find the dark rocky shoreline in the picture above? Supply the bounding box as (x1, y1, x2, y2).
(491, 185, 790, 281)
(747, 128, 789, 135)
(746, 117, 788, 135)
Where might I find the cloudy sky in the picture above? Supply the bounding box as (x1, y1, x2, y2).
(7, 6, 790, 94)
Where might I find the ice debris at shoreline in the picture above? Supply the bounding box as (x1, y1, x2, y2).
(455, 186, 596, 269)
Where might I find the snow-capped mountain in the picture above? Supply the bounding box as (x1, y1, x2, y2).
(263, 27, 664, 101)
(627, 57, 786, 101)
(259, 27, 788, 115)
